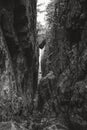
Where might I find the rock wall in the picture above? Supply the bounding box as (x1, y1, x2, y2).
(0, 0, 38, 108)
(41, 0, 87, 129)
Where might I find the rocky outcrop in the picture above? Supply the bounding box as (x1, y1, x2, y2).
(0, 0, 38, 111)
(41, 0, 87, 129)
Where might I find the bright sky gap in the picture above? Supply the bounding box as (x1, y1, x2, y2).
(37, 0, 51, 26)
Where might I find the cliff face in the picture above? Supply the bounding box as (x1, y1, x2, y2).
(0, 0, 38, 108)
(41, 0, 87, 129)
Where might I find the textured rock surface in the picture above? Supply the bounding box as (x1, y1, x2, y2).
(0, 0, 38, 107)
